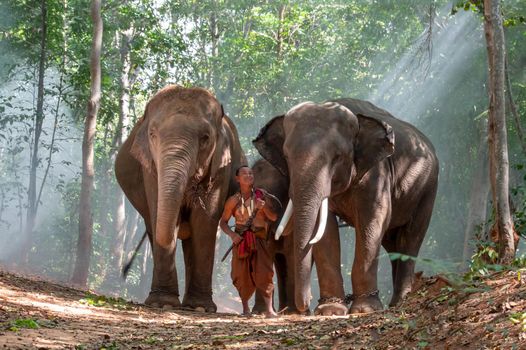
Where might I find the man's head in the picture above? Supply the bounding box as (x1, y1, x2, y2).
(235, 165, 254, 187)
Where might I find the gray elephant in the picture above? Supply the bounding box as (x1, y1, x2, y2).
(115, 85, 246, 311)
(251, 158, 347, 316)
(253, 98, 439, 314)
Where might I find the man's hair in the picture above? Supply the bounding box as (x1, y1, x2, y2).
(235, 165, 250, 176)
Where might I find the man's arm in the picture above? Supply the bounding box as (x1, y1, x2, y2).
(220, 197, 242, 245)
(255, 197, 278, 222)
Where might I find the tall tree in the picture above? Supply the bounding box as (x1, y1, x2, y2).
(463, 116, 490, 263)
(71, 0, 103, 286)
(104, 26, 132, 286)
(483, 0, 515, 263)
(20, 0, 47, 263)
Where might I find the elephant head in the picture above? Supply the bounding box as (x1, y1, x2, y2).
(129, 86, 231, 248)
(253, 100, 394, 312)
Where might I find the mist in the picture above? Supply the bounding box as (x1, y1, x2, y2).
(0, 67, 82, 261)
(1, 1, 524, 316)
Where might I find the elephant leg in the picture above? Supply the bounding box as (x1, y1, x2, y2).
(142, 171, 180, 308)
(181, 212, 217, 312)
(313, 213, 347, 316)
(274, 253, 288, 312)
(145, 240, 181, 308)
(381, 228, 400, 296)
(390, 191, 436, 307)
(349, 210, 389, 314)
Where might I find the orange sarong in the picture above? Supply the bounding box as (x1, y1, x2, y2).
(231, 237, 274, 301)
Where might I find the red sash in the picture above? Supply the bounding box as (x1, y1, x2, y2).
(237, 189, 264, 258)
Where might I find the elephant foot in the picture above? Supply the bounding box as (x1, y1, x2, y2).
(347, 290, 383, 314)
(389, 289, 411, 307)
(144, 290, 181, 309)
(278, 306, 310, 316)
(314, 297, 348, 316)
(182, 295, 217, 313)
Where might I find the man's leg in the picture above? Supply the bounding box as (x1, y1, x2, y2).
(254, 239, 277, 317)
(232, 247, 256, 315)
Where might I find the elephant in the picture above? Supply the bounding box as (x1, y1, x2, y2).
(115, 85, 246, 311)
(253, 98, 439, 314)
(250, 158, 347, 316)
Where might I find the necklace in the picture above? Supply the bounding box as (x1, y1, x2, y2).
(240, 190, 254, 216)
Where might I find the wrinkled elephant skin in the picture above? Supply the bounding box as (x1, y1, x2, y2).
(250, 159, 347, 316)
(253, 98, 439, 314)
(115, 85, 245, 311)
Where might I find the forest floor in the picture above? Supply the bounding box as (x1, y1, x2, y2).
(0, 267, 525, 349)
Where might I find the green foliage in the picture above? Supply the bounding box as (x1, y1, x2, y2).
(145, 335, 164, 344)
(7, 318, 40, 332)
(452, 0, 526, 27)
(509, 311, 526, 332)
(99, 341, 119, 350)
(79, 293, 131, 310)
(389, 253, 463, 285)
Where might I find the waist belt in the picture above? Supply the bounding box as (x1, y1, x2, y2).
(235, 226, 267, 240)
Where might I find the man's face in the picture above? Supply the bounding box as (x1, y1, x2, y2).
(236, 167, 254, 187)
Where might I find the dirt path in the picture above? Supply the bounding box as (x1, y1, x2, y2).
(1, 267, 525, 349)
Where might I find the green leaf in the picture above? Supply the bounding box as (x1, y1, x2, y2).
(8, 318, 40, 331)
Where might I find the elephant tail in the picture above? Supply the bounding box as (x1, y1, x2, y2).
(122, 230, 149, 279)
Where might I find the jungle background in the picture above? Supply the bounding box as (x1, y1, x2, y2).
(0, 0, 525, 318)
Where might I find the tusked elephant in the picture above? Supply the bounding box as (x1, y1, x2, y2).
(250, 158, 347, 316)
(115, 85, 245, 311)
(253, 98, 439, 314)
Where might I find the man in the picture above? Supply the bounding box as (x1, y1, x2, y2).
(220, 165, 278, 318)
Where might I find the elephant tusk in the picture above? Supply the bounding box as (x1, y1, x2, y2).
(275, 199, 293, 240)
(309, 198, 328, 244)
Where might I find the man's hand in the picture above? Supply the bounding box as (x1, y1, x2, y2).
(230, 232, 243, 245)
(255, 198, 265, 210)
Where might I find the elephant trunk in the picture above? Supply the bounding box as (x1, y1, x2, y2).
(155, 147, 196, 248)
(292, 168, 331, 313)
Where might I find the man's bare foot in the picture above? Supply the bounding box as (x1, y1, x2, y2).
(264, 311, 278, 318)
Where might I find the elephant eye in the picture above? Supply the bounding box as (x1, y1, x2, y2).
(334, 153, 342, 162)
(200, 134, 210, 146)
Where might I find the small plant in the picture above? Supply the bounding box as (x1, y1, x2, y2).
(7, 318, 40, 332)
(417, 341, 429, 348)
(281, 338, 297, 346)
(79, 293, 130, 310)
(388, 253, 462, 285)
(99, 341, 119, 350)
(145, 336, 164, 344)
(510, 312, 526, 332)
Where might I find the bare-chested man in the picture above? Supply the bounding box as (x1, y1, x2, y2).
(220, 165, 278, 317)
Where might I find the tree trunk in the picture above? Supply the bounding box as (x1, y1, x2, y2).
(462, 117, 490, 264)
(21, 0, 47, 263)
(71, 0, 103, 286)
(104, 28, 132, 287)
(505, 57, 526, 155)
(483, 0, 515, 263)
(209, 9, 219, 91)
(276, 5, 286, 61)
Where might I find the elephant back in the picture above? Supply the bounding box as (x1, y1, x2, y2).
(331, 97, 437, 156)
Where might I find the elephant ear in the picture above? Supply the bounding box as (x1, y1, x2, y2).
(129, 114, 155, 174)
(252, 115, 288, 177)
(354, 115, 395, 182)
(209, 116, 232, 181)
